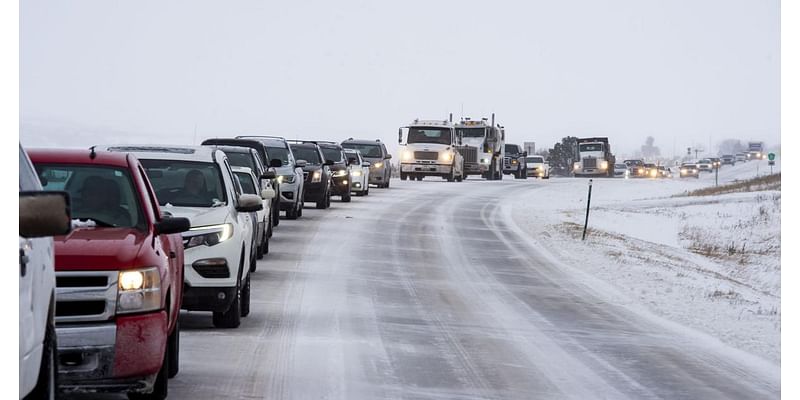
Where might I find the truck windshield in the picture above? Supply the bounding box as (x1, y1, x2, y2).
(455, 128, 485, 138)
(290, 146, 322, 165)
(407, 128, 452, 145)
(579, 144, 603, 152)
(34, 164, 146, 229)
(139, 159, 228, 207)
(342, 143, 383, 158)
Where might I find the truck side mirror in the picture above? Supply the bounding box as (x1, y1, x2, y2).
(398, 128, 403, 144)
(384, 154, 392, 160)
(155, 217, 191, 235)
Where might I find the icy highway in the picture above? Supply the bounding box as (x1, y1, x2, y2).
(165, 178, 777, 399)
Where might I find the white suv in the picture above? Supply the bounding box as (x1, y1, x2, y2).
(19, 144, 71, 399)
(344, 149, 370, 196)
(103, 145, 262, 328)
(231, 165, 275, 269)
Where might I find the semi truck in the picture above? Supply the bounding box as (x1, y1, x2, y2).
(398, 117, 465, 182)
(453, 114, 505, 180)
(573, 137, 615, 177)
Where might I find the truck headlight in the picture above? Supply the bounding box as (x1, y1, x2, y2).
(402, 150, 413, 161)
(312, 170, 322, 182)
(650, 169, 657, 177)
(439, 152, 453, 163)
(117, 267, 161, 314)
(184, 223, 234, 249)
(333, 169, 348, 177)
(574, 163, 580, 171)
(373, 162, 383, 169)
(600, 161, 608, 170)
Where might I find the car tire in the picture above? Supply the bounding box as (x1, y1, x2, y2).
(401, 173, 407, 181)
(129, 350, 168, 400)
(272, 202, 280, 227)
(28, 304, 56, 400)
(316, 194, 326, 209)
(167, 320, 180, 378)
(241, 274, 251, 317)
(212, 286, 241, 328)
(256, 234, 264, 260)
(342, 192, 352, 202)
(447, 170, 455, 182)
(385, 178, 390, 188)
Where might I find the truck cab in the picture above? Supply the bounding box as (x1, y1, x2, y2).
(453, 115, 504, 180)
(398, 119, 465, 182)
(573, 137, 615, 177)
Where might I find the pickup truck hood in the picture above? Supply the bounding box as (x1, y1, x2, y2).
(161, 205, 229, 228)
(55, 228, 148, 271)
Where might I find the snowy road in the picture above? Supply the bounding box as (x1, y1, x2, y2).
(76, 177, 780, 399)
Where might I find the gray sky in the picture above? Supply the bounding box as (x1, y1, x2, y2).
(21, 0, 779, 158)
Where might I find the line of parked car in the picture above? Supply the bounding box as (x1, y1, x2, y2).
(18, 136, 394, 399)
(620, 153, 747, 180)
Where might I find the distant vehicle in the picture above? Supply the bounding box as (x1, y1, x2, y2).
(30, 148, 191, 397)
(103, 145, 262, 329)
(231, 166, 275, 265)
(289, 141, 334, 209)
(613, 163, 629, 178)
(235, 136, 306, 219)
(644, 163, 658, 178)
(573, 137, 615, 177)
(344, 149, 370, 196)
(748, 141, 765, 160)
(709, 157, 721, 169)
(657, 165, 672, 178)
(525, 155, 550, 179)
(721, 154, 736, 166)
(624, 159, 646, 178)
(697, 158, 713, 172)
(454, 115, 505, 180)
(502, 143, 528, 179)
(735, 152, 748, 162)
(315, 141, 352, 202)
(19, 144, 72, 400)
(397, 119, 465, 182)
(341, 138, 393, 187)
(680, 163, 700, 178)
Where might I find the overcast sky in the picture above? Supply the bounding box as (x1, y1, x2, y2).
(20, 0, 779, 157)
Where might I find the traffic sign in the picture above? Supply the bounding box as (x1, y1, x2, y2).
(768, 160, 775, 166)
(768, 152, 775, 161)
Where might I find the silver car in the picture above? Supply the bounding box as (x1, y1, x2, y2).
(237, 136, 306, 219)
(341, 138, 393, 188)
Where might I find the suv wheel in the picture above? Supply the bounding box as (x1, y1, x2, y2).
(342, 191, 352, 202)
(272, 201, 280, 227)
(401, 172, 408, 181)
(316, 191, 327, 209)
(241, 275, 251, 317)
(212, 285, 241, 328)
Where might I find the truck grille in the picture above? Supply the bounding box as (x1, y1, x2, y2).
(583, 157, 597, 168)
(55, 271, 118, 324)
(503, 157, 511, 168)
(414, 151, 438, 161)
(456, 146, 477, 163)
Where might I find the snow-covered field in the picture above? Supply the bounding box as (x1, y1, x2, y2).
(509, 159, 781, 363)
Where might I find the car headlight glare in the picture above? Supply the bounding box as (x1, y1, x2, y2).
(312, 170, 322, 182)
(373, 162, 384, 169)
(117, 267, 161, 314)
(184, 223, 234, 249)
(333, 169, 348, 177)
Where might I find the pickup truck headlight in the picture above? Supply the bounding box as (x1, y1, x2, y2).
(184, 223, 234, 249)
(117, 267, 161, 314)
(372, 162, 384, 169)
(277, 174, 295, 184)
(333, 169, 348, 177)
(312, 170, 322, 182)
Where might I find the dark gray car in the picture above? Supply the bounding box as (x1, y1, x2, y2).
(341, 139, 393, 188)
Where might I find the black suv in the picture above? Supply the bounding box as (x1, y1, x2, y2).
(288, 142, 334, 209)
(314, 142, 351, 202)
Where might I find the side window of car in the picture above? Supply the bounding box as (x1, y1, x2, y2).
(381, 144, 388, 158)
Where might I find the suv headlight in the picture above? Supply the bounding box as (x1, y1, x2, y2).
(117, 267, 161, 314)
(183, 223, 234, 249)
(372, 162, 384, 169)
(312, 170, 322, 182)
(277, 174, 295, 184)
(333, 169, 348, 177)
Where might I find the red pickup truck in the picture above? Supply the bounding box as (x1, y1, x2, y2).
(29, 148, 190, 399)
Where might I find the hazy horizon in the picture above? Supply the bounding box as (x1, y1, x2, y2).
(21, 0, 780, 158)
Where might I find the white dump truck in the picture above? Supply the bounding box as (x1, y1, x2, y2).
(453, 114, 505, 180)
(573, 137, 615, 177)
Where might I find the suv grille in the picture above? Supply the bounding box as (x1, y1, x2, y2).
(456, 146, 477, 163)
(414, 151, 438, 161)
(583, 158, 597, 168)
(55, 271, 118, 324)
